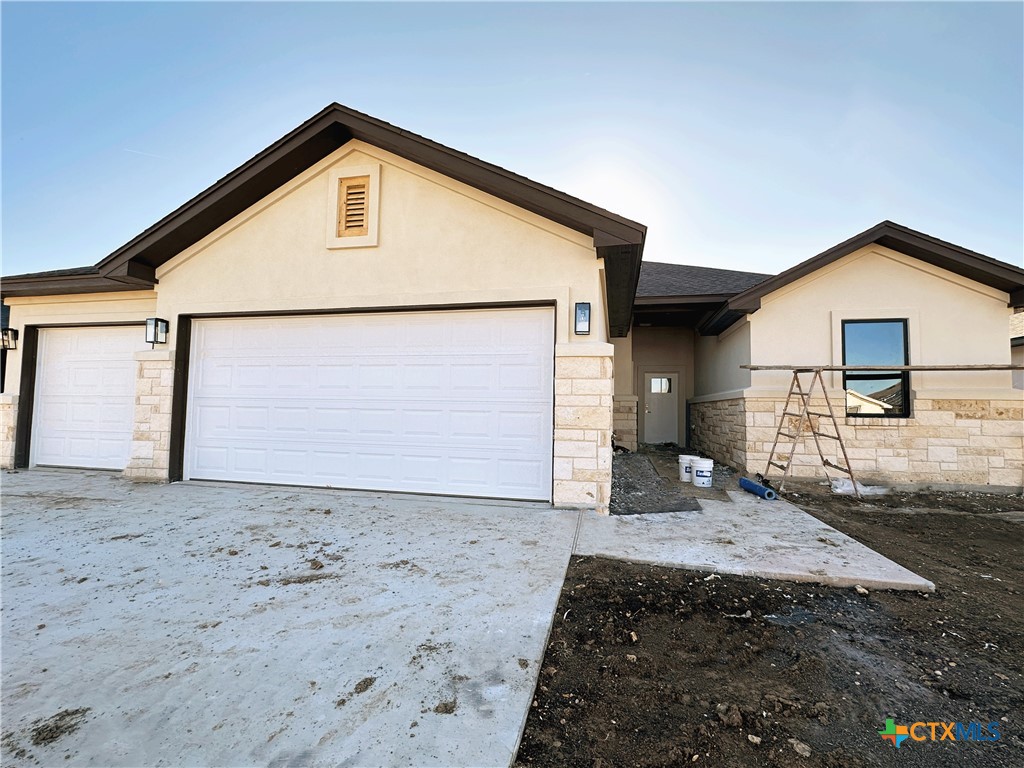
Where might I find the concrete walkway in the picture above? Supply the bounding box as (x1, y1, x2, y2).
(0, 470, 578, 768)
(576, 489, 935, 592)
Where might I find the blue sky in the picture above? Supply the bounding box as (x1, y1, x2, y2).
(2, 1, 1022, 277)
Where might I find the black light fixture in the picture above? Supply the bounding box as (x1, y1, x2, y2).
(574, 302, 591, 335)
(145, 318, 169, 347)
(1, 328, 18, 351)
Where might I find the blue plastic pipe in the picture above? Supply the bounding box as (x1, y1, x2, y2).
(739, 476, 777, 500)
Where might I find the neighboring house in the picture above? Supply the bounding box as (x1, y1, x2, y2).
(0, 104, 645, 512)
(613, 222, 1024, 490)
(2, 106, 1022, 503)
(844, 390, 894, 416)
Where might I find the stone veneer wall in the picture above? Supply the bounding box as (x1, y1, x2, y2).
(689, 398, 747, 470)
(612, 395, 638, 452)
(695, 393, 1023, 489)
(553, 352, 614, 513)
(0, 395, 17, 469)
(123, 350, 174, 482)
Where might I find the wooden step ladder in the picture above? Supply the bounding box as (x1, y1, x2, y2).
(762, 369, 860, 498)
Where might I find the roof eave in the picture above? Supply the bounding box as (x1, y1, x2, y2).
(1, 272, 153, 299)
(635, 294, 733, 306)
(728, 221, 1024, 313)
(97, 103, 646, 280)
(599, 237, 645, 338)
(4, 104, 646, 313)
(697, 305, 746, 336)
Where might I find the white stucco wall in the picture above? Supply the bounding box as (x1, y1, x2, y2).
(152, 141, 607, 347)
(687, 245, 1022, 489)
(747, 246, 1016, 398)
(692, 319, 752, 399)
(2, 292, 157, 395)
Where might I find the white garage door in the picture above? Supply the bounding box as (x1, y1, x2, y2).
(186, 308, 554, 500)
(32, 326, 142, 469)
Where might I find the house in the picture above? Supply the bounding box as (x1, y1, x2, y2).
(0, 104, 644, 512)
(2, 105, 1022, 507)
(614, 222, 1024, 490)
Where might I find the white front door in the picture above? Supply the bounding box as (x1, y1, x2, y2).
(32, 326, 142, 469)
(185, 308, 555, 500)
(643, 372, 679, 444)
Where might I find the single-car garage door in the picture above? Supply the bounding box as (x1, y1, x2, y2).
(32, 326, 142, 469)
(185, 308, 554, 500)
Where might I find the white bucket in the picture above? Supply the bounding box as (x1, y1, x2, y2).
(678, 455, 698, 483)
(692, 458, 714, 488)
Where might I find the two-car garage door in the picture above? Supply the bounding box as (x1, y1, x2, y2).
(185, 308, 554, 501)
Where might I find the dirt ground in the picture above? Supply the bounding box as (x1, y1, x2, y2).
(517, 478, 1023, 767)
(610, 446, 736, 514)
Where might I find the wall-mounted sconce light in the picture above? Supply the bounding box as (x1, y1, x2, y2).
(574, 302, 591, 335)
(145, 318, 169, 347)
(1, 328, 18, 351)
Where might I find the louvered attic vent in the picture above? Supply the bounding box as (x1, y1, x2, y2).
(326, 164, 379, 249)
(338, 175, 370, 237)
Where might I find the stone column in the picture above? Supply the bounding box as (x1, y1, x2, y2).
(0, 394, 17, 469)
(124, 349, 174, 482)
(552, 343, 614, 514)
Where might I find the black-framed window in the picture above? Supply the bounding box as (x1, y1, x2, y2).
(842, 319, 910, 418)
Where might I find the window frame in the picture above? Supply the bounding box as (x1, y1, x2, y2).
(650, 377, 672, 394)
(841, 318, 911, 419)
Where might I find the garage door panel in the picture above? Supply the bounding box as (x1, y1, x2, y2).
(499, 458, 546, 489)
(311, 407, 349, 434)
(234, 448, 267, 473)
(403, 363, 445, 390)
(499, 411, 545, 440)
(316, 365, 355, 389)
(403, 409, 444, 437)
(451, 364, 492, 392)
(186, 309, 554, 499)
(32, 327, 142, 470)
(195, 361, 233, 390)
(277, 364, 313, 388)
(237, 365, 272, 389)
(235, 406, 269, 431)
(195, 404, 231, 433)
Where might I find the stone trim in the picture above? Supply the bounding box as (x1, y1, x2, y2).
(696, 393, 1023, 490)
(690, 398, 746, 469)
(0, 395, 18, 470)
(612, 395, 638, 452)
(553, 353, 613, 513)
(123, 353, 174, 482)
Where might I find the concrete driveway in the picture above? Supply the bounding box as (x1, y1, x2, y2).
(0, 470, 579, 768)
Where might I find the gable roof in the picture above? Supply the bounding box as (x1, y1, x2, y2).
(637, 262, 771, 299)
(2, 103, 646, 337)
(700, 221, 1024, 335)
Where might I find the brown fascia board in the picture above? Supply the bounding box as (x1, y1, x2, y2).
(96, 103, 646, 278)
(1, 269, 150, 299)
(11, 103, 644, 329)
(634, 294, 733, 306)
(598, 239, 645, 338)
(728, 221, 1024, 315)
(697, 305, 746, 336)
